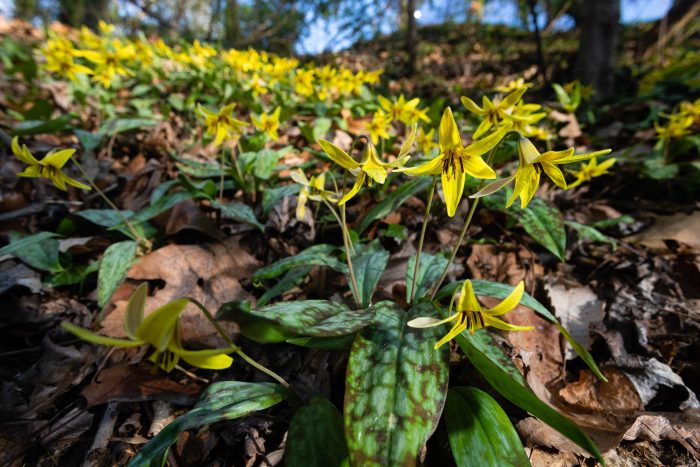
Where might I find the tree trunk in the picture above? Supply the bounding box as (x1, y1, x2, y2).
(574, 0, 620, 101)
(13, 0, 38, 21)
(405, 0, 417, 75)
(224, 0, 241, 48)
(58, 0, 86, 27)
(84, 0, 110, 29)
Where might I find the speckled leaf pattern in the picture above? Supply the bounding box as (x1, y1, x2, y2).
(513, 197, 566, 260)
(351, 245, 390, 307)
(445, 387, 530, 467)
(252, 244, 347, 282)
(344, 301, 449, 467)
(128, 381, 288, 467)
(286, 397, 350, 467)
(249, 300, 375, 337)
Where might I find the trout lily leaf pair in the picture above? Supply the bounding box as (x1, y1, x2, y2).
(398, 107, 509, 216)
(473, 137, 612, 208)
(409, 280, 531, 349)
(12, 137, 91, 191)
(62, 284, 236, 372)
(318, 125, 416, 205)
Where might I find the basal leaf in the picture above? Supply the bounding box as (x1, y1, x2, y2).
(514, 198, 566, 260)
(252, 244, 347, 282)
(286, 397, 349, 467)
(344, 302, 449, 466)
(227, 300, 374, 342)
(128, 381, 287, 467)
(213, 201, 265, 231)
(262, 184, 300, 216)
(7, 231, 61, 272)
(455, 331, 603, 463)
(406, 252, 448, 303)
(445, 387, 530, 467)
(356, 177, 433, 234)
(98, 241, 138, 308)
(257, 266, 311, 306)
(350, 242, 389, 308)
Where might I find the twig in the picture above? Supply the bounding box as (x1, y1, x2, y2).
(82, 401, 119, 467)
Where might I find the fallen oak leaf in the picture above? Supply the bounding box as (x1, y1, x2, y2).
(101, 236, 259, 346)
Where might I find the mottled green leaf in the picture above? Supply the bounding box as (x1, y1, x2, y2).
(128, 381, 287, 467)
(356, 177, 433, 234)
(262, 184, 300, 216)
(227, 300, 374, 343)
(253, 244, 347, 282)
(13, 115, 72, 135)
(99, 117, 157, 136)
(98, 241, 138, 308)
(286, 397, 349, 467)
(7, 231, 61, 272)
(406, 253, 448, 302)
(350, 243, 389, 307)
(454, 330, 602, 463)
(515, 198, 566, 260)
(436, 279, 606, 382)
(565, 220, 618, 248)
(446, 387, 530, 467)
(257, 266, 311, 307)
(213, 201, 265, 231)
(344, 302, 449, 466)
(0, 231, 59, 258)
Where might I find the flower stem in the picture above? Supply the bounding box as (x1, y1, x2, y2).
(429, 196, 480, 300)
(428, 144, 502, 299)
(188, 298, 290, 388)
(323, 199, 360, 307)
(71, 159, 151, 250)
(409, 176, 437, 304)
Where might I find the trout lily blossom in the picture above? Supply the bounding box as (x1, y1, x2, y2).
(461, 88, 526, 139)
(13, 137, 90, 191)
(567, 157, 616, 188)
(472, 137, 611, 208)
(291, 169, 338, 220)
(319, 125, 416, 205)
(398, 107, 508, 217)
(197, 103, 248, 146)
(62, 284, 236, 372)
(408, 280, 532, 349)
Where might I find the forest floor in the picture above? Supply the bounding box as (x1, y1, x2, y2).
(0, 17, 699, 466)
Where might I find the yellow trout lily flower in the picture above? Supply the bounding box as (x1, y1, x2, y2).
(416, 126, 438, 156)
(12, 137, 90, 191)
(461, 88, 527, 139)
(567, 157, 616, 188)
(398, 107, 507, 217)
(61, 284, 235, 372)
(378, 94, 421, 125)
(319, 125, 416, 205)
(291, 169, 338, 220)
(198, 103, 248, 146)
(252, 107, 281, 140)
(496, 78, 532, 93)
(472, 137, 611, 208)
(365, 110, 391, 144)
(408, 280, 531, 349)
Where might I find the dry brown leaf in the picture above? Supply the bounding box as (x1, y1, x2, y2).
(559, 368, 643, 412)
(102, 237, 259, 345)
(628, 212, 700, 252)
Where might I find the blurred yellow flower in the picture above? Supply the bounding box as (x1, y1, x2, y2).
(252, 107, 282, 140)
(12, 137, 90, 191)
(567, 157, 616, 188)
(198, 103, 248, 146)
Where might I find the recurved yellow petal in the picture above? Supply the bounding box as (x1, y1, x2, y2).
(174, 347, 236, 370)
(484, 281, 524, 316)
(62, 322, 145, 348)
(541, 162, 567, 188)
(482, 314, 533, 332)
(397, 153, 445, 176)
(42, 149, 76, 169)
(461, 96, 483, 114)
(136, 299, 189, 351)
(124, 283, 147, 339)
(518, 137, 542, 165)
(319, 140, 360, 170)
(464, 124, 511, 157)
(555, 149, 612, 165)
(457, 280, 481, 313)
(408, 313, 459, 328)
(461, 154, 496, 179)
(338, 171, 365, 205)
(434, 321, 466, 349)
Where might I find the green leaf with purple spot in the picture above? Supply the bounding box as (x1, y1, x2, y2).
(344, 301, 449, 466)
